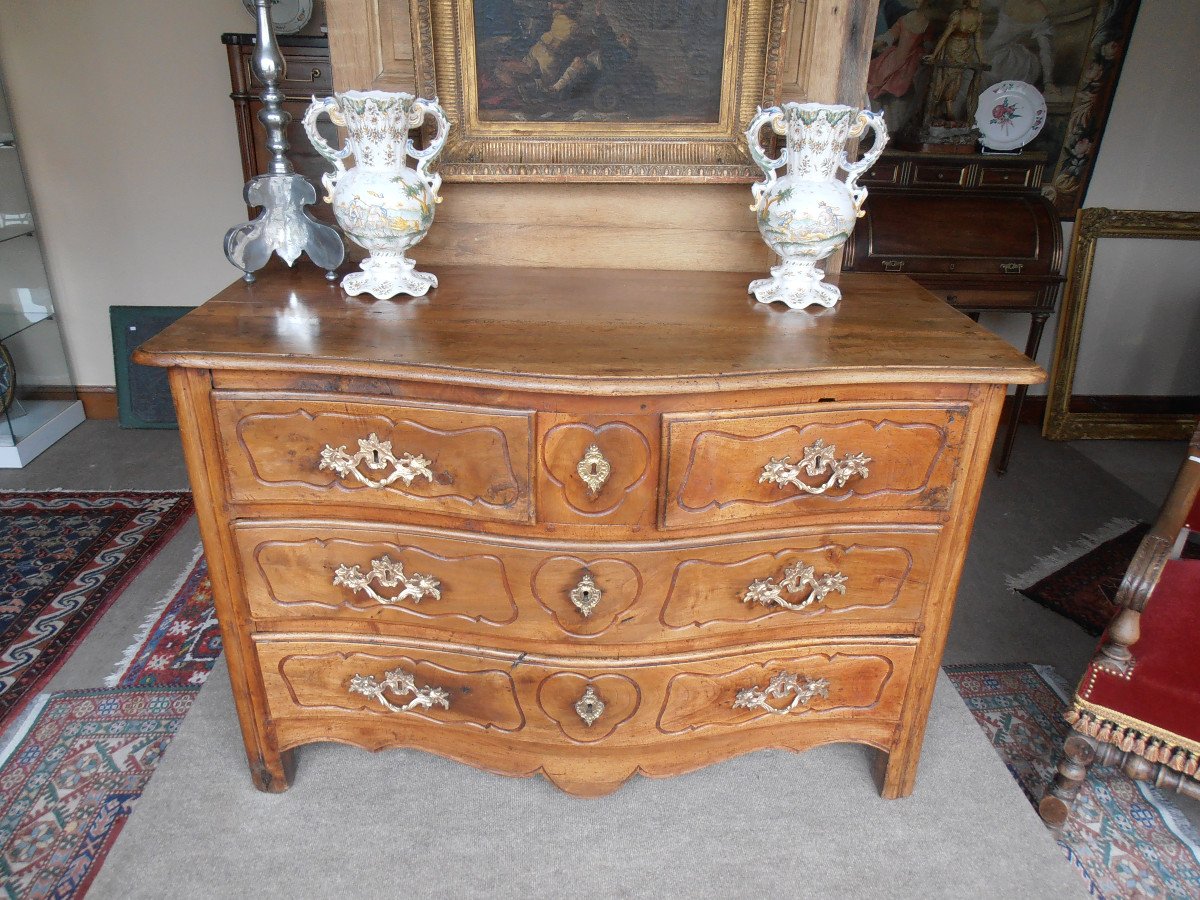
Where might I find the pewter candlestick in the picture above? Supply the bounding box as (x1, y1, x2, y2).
(224, 0, 343, 282)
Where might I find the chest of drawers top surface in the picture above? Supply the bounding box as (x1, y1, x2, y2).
(135, 265, 1041, 392)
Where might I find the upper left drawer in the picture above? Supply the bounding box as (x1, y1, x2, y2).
(213, 394, 535, 524)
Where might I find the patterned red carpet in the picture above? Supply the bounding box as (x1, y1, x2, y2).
(0, 553, 218, 898)
(947, 663, 1200, 897)
(0, 491, 193, 728)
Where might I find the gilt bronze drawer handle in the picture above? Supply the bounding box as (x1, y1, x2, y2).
(333, 554, 441, 606)
(569, 572, 602, 617)
(576, 443, 612, 497)
(999, 262, 1024, 274)
(575, 685, 605, 726)
(742, 562, 847, 612)
(319, 432, 434, 489)
(881, 260, 904, 272)
(759, 439, 870, 495)
(733, 671, 830, 716)
(348, 668, 450, 714)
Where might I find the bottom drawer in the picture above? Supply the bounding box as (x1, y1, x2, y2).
(255, 636, 916, 794)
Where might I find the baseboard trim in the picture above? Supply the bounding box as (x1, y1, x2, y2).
(26, 387, 117, 420)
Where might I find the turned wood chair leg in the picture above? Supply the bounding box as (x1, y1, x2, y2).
(1039, 733, 1097, 827)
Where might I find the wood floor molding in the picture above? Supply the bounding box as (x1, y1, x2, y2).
(26, 386, 117, 420)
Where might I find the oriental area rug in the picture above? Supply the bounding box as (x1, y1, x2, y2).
(0, 553, 219, 898)
(0, 491, 194, 728)
(947, 663, 1200, 898)
(1007, 518, 1200, 635)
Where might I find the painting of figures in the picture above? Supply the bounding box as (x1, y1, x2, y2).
(866, 0, 1139, 216)
(472, 0, 729, 123)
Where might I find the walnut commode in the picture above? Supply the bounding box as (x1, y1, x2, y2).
(136, 265, 1042, 797)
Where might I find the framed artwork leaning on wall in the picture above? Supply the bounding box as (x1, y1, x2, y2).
(411, 0, 791, 181)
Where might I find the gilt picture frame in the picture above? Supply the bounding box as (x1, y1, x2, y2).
(411, 0, 791, 181)
(1043, 207, 1200, 441)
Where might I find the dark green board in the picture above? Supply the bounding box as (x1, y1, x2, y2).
(110, 305, 190, 429)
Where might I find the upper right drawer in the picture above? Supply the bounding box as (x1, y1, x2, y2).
(662, 402, 967, 529)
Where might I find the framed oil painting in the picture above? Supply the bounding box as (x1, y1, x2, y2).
(866, 0, 1140, 218)
(411, 0, 790, 181)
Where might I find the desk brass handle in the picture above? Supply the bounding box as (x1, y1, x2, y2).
(1000, 262, 1024, 274)
(759, 439, 870, 495)
(733, 671, 830, 716)
(881, 260, 904, 272)
(742, 562, 847, 612)
(348, 668, 450, 714)
(333, 554, 441, 606)
(319, 432, 434, 489)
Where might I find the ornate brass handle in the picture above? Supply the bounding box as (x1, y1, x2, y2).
(575, 685, 605, 726)
(999, 262, 1024, 274)
(733, 671, 830, 716)
(569, 572, 602, 617)
(759, 439, 870, 495)
(319, 433, 434, 489)
(333, 554, 441, 606)
(881, 260, 904, 272)
(348, 668, 450, 713)
(576, 444, 611, 497)
(742, 562, 847, 611)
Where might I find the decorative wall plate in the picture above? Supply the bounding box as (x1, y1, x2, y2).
(976, 81, 1047, 152)
(241, 0, 313, 35)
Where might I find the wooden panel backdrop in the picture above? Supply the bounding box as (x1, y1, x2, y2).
(325, 0, 879, 272)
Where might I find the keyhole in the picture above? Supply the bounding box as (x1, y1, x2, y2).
(371, 449, 383, 466)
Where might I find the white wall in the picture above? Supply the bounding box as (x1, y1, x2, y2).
(982, 0, 1200, 396)
(0, 0, 253, 387)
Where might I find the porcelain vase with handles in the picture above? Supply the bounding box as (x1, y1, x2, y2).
(746, 102, 888, 310)
(303, 90, 450, 299)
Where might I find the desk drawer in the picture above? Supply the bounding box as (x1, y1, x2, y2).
(214, 394, 534, 523)
(234, 522, 941, 646)
(257, 637, 916, 750)
(663, 403, 966, 529)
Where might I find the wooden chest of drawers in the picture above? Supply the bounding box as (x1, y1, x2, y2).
(136, 265, 1042, 797)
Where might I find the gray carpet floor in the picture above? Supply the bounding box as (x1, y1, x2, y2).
(2, 421, 1193, 896)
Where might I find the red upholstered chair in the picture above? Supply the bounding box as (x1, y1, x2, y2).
(1040, 423, 1200, 827)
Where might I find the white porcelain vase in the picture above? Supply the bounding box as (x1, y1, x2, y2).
(303, 90, 450, 299)
(746, 103, 888, 310)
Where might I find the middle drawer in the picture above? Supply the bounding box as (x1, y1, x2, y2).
(234, 521, 940, 648)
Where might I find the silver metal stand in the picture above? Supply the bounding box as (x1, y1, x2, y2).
(224, 0, 343, 283)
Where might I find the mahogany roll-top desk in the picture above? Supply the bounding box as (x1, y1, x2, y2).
(135, 265, 1042, 798)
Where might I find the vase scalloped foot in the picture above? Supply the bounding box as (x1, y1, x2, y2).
(341, 254, 437, 300)
(749, 260, 841, 310)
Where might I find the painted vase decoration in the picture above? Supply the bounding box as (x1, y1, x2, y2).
(746, 102, 888, 310)
(303, 90, 450, 299)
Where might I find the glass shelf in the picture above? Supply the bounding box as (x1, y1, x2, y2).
(0, 309, 52, 342)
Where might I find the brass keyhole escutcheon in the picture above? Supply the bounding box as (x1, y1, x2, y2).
(569, 572, 602, 618)
(574, 685, 605, 726)
(576, 444, 611, 497)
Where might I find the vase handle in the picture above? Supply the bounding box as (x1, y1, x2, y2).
(745, 106, 788, 212)
(303, 95, 351, 203)
(408, 97, 451, 202)
(839, 109, 889, 217)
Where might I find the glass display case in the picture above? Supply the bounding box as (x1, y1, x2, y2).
(0, 77, 84, 467)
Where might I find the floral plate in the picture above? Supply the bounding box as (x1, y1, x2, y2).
(975, 81, 1047, 152)
(241, 0, 313, 35)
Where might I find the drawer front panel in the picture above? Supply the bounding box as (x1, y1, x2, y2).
(928, 287, 1043, 310)
(663, 404, 966, 528)
(910, 163, 970, 187)
(537, 414, 658, 526)
(235, 522, 940, 645)
(257, 638, 916, 750)
(215, 395, 534, 523)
